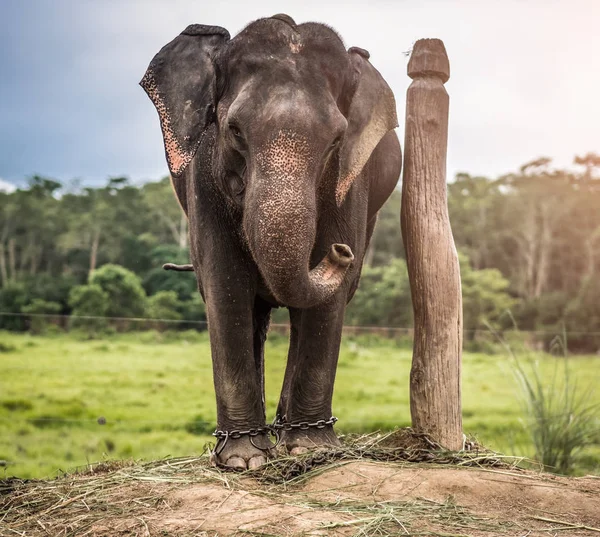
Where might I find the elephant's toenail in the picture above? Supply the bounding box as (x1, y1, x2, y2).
(290, 446, 309, 455)
(225, 456, 247, 470)
(248, 455, 266, 469)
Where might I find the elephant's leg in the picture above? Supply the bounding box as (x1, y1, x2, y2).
(204, 279, 272, 470)
(276, 296, 346, 453)
(276, 307, 301, 421)
(253, 297, 272, 414)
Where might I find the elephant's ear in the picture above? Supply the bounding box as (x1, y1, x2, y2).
(140, 25, 230, 177)
(336, 47, 398, 205)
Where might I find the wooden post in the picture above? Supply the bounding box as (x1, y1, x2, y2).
(401, 39, 463, 450)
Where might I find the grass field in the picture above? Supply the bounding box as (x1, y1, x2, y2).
(1, 330, 599, 479)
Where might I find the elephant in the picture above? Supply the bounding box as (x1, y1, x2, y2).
(140, 14, 402, 470)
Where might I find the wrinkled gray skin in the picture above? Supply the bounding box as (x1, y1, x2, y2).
(141, 15, 402, 469)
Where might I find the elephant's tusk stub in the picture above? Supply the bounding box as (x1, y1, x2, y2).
(163, 263, 195, 272)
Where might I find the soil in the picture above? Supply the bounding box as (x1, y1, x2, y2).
(3, 458, 599, 537)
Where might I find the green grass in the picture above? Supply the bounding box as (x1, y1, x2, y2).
(0, 330, 598, 479)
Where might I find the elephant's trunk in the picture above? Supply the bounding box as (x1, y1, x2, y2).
(243, 145, 354, 308)
(270, 243, 354, 308)
(251, 235, 354, 309)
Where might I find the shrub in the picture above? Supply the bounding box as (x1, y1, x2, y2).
(146, 291, 182, 330)
(21, 299, 62, 334)
(89, 264, 147, 319)
(68, 284, 110, 333)
(345, 258, 412, 328)
(179, 294, 207, 330)
(510, 293, 570, 350)
(142, 244, 196, 301)
(20, 273, 78, 310)
(564, 277, 600, 353)
(0, 283, 28, 331)
(0, 340, 17, 353)
(1, 399, 33, 411)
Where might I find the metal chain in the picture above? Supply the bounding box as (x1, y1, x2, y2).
(211, 417, 338, 457)
(271, 416, 338, 432)
(213, 427, 270, 440)
(212, 426, 276, 456)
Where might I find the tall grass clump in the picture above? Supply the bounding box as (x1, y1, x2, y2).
(509, 333, 599, 474)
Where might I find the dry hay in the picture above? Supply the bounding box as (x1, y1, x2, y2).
(1, 429, 599, 536)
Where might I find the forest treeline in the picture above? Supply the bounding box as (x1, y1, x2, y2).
(0, 153, 599, 351)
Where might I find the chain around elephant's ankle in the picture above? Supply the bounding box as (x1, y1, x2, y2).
(271, 416, 338, 432)
(212, 426, 278, 456)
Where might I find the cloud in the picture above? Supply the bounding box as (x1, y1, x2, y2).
(0, 178, 16, 193)
(1, 1, 599, 183)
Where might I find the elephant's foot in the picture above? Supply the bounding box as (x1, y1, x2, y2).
(281, 426, 341, 455)
(211, 434, 273, 470)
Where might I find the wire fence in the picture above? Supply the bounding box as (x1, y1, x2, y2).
(3, 310, 600, 336)
(3, 310, 600, 358)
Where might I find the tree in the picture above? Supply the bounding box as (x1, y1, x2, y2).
(459, 253, 515, 339)
(366, 189, 404, 266)
(142, 177, 188, 248)
(0, 176, 65, 285)
(142, 244, 196, 300)
(573, 152, 600, 191)
(58, 177, 154, 278)
(447, 173, 503, 270)
(496, 159, 574, 300)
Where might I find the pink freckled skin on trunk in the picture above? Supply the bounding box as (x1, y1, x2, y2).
(252, 129, 314, 277)
(246, 130, 353, 308)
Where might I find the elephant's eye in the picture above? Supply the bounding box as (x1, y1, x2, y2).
(229, 124, 243, 139)
(330, 135, 342, 149)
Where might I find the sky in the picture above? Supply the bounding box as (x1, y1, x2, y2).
(0, 0, 598, 189)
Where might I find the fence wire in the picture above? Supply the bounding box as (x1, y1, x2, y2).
(2, 310, 600, 335)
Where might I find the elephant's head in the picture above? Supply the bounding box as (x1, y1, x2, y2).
(141, 15, 398, 308)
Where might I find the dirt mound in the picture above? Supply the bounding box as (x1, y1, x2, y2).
(2, 434, 599, 536)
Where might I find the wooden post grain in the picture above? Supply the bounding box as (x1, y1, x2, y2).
(401, 39, 463, 450)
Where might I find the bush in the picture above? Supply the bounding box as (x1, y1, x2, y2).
(143, 268, 197, 302)
(0, 339, 17, 353)
(179, 294, 207, 329)
(20, 273, 78, 311)
(510, 293, 570, 349)
(564, 277, 600, 353)
(68, 284, 110, 333)
(0, 283, 28, 331)
(21, 299, 62, 334)
(146, 291, 182, 330)
(89, 264, 147, 319)
(345, 258, 412, 328)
